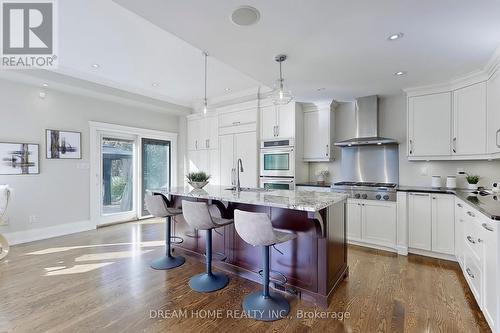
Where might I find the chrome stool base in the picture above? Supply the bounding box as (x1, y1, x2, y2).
(242, 291, 289, 321)
(188, 272, 229, 292)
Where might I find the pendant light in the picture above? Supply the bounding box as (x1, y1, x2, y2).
(270, 54, 293, 105)
(202, 51, 208, 115)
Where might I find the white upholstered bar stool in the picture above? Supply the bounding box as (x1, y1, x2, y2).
(234, 209, 297, 321)
(182, 200, 234, 292)
(145, 194, 185, 270)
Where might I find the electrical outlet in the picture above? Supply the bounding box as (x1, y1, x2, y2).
(29, 214, 37, 224)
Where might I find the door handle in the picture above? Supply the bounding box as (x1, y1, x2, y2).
(467, 235, 476, 244)
(482, 223, 494, 232)
(452, 137, 457, 153)
(466, 268, 475, 279)
(496, 129, 500, 148)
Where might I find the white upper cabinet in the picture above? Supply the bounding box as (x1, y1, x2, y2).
(303, 104, 334, 162)
(487, 69, 500, 154)
(187, 114, 218, 151)
(408, 92, 452, 158)
(260, 101, 296, 139)
(261, 105, 277, 140)
(453, 82, 487, 156)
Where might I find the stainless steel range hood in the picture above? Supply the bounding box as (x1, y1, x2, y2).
(334, 95, 398, 147)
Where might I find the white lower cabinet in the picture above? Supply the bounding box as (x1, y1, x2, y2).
(455, 198, 499, 332)
(482, 219, 498, 332)
(346, 199, 397, 251)
(408, 192, 454, 255)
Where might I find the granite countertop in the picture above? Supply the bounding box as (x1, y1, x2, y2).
(154, 185, 347, 212)
(296, 182, 333, 188)
(397, 185, 500, 221)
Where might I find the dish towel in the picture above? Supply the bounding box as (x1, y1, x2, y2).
(0, 185, 11, 220)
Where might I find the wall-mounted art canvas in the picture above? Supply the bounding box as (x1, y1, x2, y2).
(46, 130, 81, 159)
(0, 143, 39, 175)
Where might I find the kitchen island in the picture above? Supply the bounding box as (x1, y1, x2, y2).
(154, 185, 348, 307)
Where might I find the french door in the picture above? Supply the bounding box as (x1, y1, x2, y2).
(90, 122, 177, 227)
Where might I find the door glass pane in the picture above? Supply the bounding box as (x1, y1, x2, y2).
(142, 138, 170, 216)
(102, 138, 134, 215)
(263, 154, 289, 170)
(263, 183, 290, 190)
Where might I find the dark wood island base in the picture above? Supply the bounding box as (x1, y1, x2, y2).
(166, 195, 348, 308)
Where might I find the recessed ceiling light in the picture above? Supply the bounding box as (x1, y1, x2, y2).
(152, 82, 159, 87)
(387, 33, 404, 41)
(231, 6, 260, 26)
(91, 63, 100, 69)
(224, 87, 231, 92)
(317, 87, 325, 91)
(394, 71, 407, 76)
(42, 83, 49, 88)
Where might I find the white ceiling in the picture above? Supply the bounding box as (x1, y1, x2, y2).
(113, 0, 500, 102)
(47, 0, 261, 109)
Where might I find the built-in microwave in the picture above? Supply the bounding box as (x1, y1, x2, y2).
(260, 139, 295, 178)
(260, 177, 295, 190)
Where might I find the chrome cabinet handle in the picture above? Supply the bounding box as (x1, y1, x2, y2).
(467, 235, 476, 244)
(467, 211, 475, 218)
(276, 125, 279, 137)
(452, 137, 457, 153)
(409, 139, 413, 155)
(496, 129, 500, 148)
(466, 268, 475, 279)
(457, 203, 462, 208)
(482, 223, 494, 232)
(326, 144, 329, 157)
(432, 197, 436, 200)
(273, 126, 276, 137)
(412, 193, 429, 197)
(195, 140, 198, 150)
(205, 139, 209, 149)
(232, 121, 241, 126)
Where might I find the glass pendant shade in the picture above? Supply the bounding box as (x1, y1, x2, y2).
(270, 54, 293, 105)
(271, 79, 293, 105)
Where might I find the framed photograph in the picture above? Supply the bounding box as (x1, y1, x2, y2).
(0, 142, 39, 175)
(46, 130, 82, 159)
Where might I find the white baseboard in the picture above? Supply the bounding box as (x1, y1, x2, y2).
(348, 239, 398, 254)
(3, 220, 96, 245)
(408, 248, 457, 262)
(397, 245, 408, 256)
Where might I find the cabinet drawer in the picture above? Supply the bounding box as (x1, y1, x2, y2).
(464, 251, 482, 306)
(219, 109, 257, 128)
(463, 210, 483, 262)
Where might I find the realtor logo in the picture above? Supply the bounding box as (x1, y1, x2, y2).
(1, 0, 58, 68)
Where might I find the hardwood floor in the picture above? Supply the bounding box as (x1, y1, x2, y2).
(0, 219, 491, 333)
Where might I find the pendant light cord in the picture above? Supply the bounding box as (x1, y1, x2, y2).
(204, 52, 208, 104)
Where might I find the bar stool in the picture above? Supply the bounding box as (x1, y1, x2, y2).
(182, 200, 233, 292)
(145, 194, 185, 270)
(234, 209, 297, 321)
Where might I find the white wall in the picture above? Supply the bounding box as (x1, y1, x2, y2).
(309, 94, 500, 188)
(0, 79, 181, 240)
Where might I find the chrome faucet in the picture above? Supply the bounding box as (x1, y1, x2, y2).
(236, 158, 244, 192)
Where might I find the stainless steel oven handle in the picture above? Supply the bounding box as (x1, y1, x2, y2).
(262, 179, 295, 184)
(496, 129, 500, 148)
(261, 148, 294, 154)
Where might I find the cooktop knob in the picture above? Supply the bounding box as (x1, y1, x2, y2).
(354, 193, 361, 199)
(383, 195, 390, 201)
(375, 194, 382, 200)
(361, 193, 368, 199)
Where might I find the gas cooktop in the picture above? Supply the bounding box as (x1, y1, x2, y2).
(333, 181, 397, 188)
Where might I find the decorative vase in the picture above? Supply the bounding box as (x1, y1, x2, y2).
(189, 181, 209, 189)
(467, 183, 478, 190)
